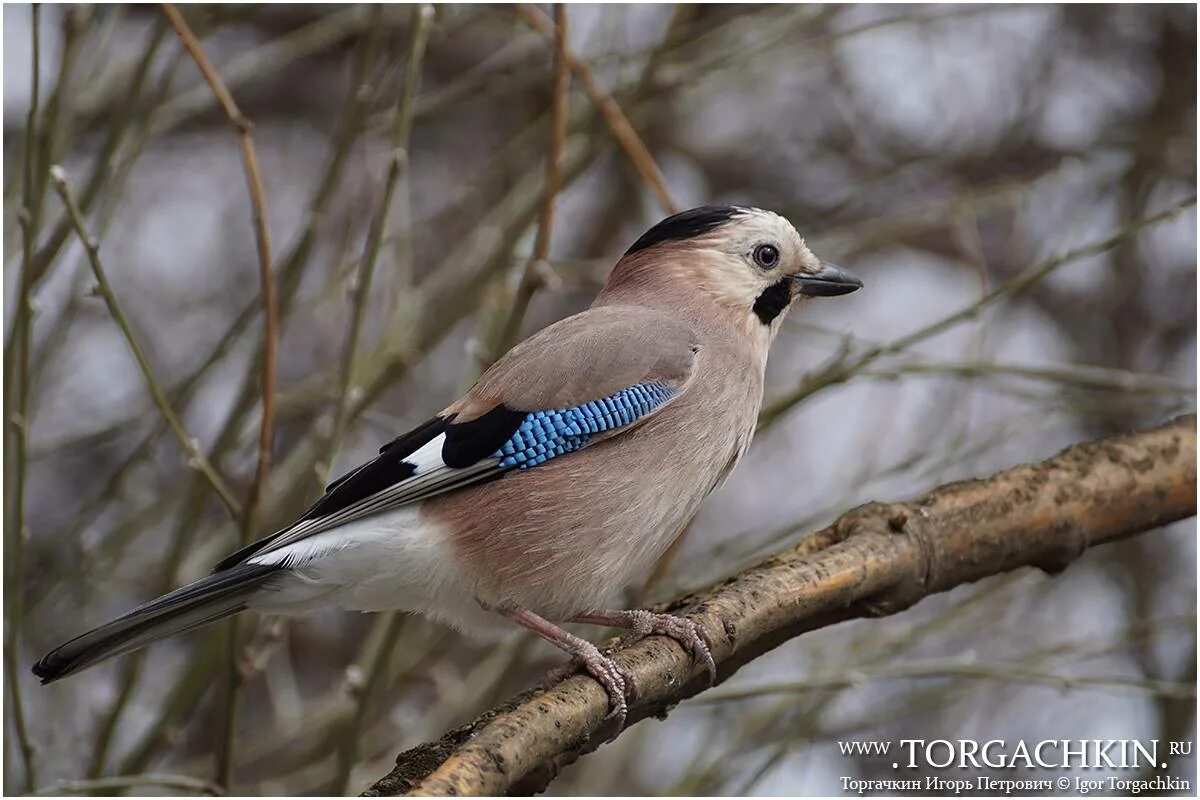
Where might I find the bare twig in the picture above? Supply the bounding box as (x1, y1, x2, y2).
(159, 2, 278, 542)
(700, 661, 1198, 702)
(45, 11, 385, 623)
(331, 614, 407, 794)
(4, 7, 42, 792)
(149, 6, 376, 136)
(328, 3, 435, 464)
(487, 3, 571, 364)
(48, 167, 241, 516)
(326, 7, 436, 793)
(160, 5, 279, 787)
(514, 3, 679, 214)
(365, 415, 1195, 796)
(861, 359, 1194, 396)
(16, 14, 172, 292)
(86, 486, 213, 778)
(32, 773, 224, 797)
(116, 631, 223, 777)
(758, 196, 1199, 429)
(29, 7, 93, 228)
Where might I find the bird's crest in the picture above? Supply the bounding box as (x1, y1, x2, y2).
(624, 205, 756, 255)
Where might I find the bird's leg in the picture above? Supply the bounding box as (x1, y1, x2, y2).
(572, 609, 717, 686)
(492, 603, 635, 729)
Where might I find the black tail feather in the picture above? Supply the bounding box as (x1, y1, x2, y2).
(32, 562, 280, 684)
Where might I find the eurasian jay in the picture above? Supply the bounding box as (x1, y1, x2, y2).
(33, 205, 862, 726)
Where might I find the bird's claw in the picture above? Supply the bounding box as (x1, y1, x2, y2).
(542, 642, 637, 733)
(624, 610, 717, 686)
(536, 610, 716, 739)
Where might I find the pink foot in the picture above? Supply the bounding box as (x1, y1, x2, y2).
(577, 609, 717, 686)
(543, 640, 637, 730)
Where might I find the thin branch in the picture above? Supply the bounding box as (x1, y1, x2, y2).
(16, 14, 172, 292)
(758, 195, 1198, 429)
(4, 6, 42, 792)
(331, 613, 406, 794)
(159, 1, 278, 544)
(48, 167, 241, 516)
(86, 486, 215, 778)
(49, 161, 248, 783)
(861, 359, 1194, 396)
(29, 7, 92, 228)
(116, 631, 223, 777)
(121, 15, 400, 781)
(700, 662, 1198, 702)
(514, 3, 679, 214)
(487, 3, 571, 365)
(43, 12, 385, 626)
(327, 8, 436, 794)
(32, 773, 224, 797)
(148, 6, 376, 136)
(328, 3, 435, 465)
(365, 415, 1196, 796)
(160, 5, 279, 788)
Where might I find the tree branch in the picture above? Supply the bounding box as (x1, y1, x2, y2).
(364, 415, 1196, 796)
(327, 3, 434, 465)
(514, 3, 679, 214)
(48, 167, 242, 517)
(160, 6, 280, 789)
(758, 196, 1197, 430)
(486, 3, 571, 366)
(160, 0, 278, 547)
(4, 6, 42, 792)
(31, 773, 223, 797)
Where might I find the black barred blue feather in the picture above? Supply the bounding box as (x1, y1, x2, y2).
(495, 382, 675, 468)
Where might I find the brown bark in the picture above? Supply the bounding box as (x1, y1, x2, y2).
(364, 415, 1196, 797)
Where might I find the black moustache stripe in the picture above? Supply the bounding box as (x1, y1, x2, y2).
(753, 279, 792, 324)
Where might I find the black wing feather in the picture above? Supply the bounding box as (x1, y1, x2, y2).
(441, 405, 526, 468)
(309, 416, 449, 520)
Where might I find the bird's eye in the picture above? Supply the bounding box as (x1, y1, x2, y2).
(753, 244, 780, 269)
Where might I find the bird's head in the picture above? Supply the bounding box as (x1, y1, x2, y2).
(600, 205, 862, 336)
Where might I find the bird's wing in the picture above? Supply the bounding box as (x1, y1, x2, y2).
(215, 305, 698, 571)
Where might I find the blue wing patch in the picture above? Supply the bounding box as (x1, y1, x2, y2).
(493, 381, 675, 469)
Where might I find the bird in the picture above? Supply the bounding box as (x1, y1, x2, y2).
(33, 205, 861, 727)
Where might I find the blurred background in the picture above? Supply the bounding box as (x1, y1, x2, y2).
(3, 3, 1196, 796)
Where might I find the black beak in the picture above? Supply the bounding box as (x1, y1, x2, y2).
(793, 262, 863, 297)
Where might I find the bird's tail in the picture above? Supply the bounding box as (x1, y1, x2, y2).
(32, 562, 281, 684)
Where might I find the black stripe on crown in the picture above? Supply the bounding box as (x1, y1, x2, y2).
(624, 205, 752, 255)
